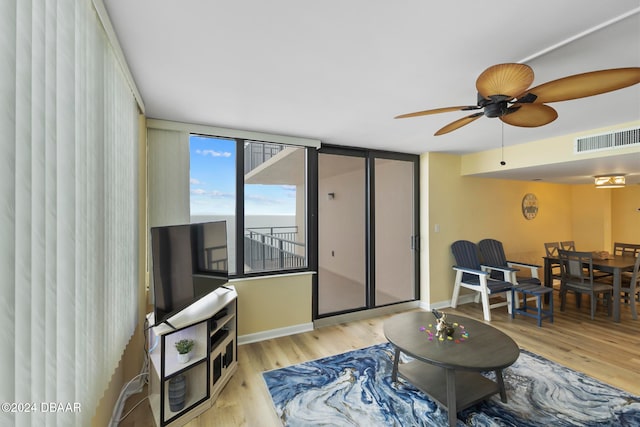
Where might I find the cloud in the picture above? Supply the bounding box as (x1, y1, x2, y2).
(195, 149, 232, 158)
(190, 178, 203, 185)
(190, 188, 234, 198)
(209, 190, 233, 198)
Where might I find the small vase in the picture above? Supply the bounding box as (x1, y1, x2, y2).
(177, 352, 190, 364)
(168, 374, 187, 412)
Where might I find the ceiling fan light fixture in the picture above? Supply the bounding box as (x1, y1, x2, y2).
(484, 101, 509, 118)
(594, 175, 625, 189)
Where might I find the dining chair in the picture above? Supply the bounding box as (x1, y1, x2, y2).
(613, 242, 640, 257)
(450, 240, 514, 321)
(560, 241, 575, 251)
(478, 239, 552, 327)
(544, 242, 562, 284)
(558, 249, 613, 320)
(544, 242, 560, 257)
(619, 254, 640, 320)
(614, 243, 640, 301)
(559, 240, 610, 280)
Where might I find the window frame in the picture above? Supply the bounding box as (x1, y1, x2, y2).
(191, 133, 313, 279)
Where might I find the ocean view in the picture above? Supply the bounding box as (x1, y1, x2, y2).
(191, 214, 297, 229)
(191, 215, 299, 274)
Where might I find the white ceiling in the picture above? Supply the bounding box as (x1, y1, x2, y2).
(103, 0, 640, 184)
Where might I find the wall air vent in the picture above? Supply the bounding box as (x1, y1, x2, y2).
(575, 127, 640, 153)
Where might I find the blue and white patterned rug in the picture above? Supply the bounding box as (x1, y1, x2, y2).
(263, 343, 640, 426)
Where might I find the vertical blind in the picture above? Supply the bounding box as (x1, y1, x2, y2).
(1, 1, 139, 426)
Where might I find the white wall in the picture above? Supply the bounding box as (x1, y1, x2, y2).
(318, 161, 366, 283)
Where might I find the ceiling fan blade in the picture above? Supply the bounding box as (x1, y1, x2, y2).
(519, 67, 640, 104)
(500, 103, 558, 127)
(476, 63, 534, 100)
(434, 112, 484, 135)
(395, 105, 480, 119)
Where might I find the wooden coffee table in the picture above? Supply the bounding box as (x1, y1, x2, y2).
(384, 311, 519, 427)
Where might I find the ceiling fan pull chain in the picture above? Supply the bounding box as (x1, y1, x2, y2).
(500, 122, 506, 166)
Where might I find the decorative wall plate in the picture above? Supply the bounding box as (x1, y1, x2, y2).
(522, 193, 538, 220)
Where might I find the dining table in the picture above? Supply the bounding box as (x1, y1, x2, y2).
(543, 254, 637, 322)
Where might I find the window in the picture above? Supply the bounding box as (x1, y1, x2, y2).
(190, 135, 307, 276)
(244, 141, 307, 273)
(190, 135, 238, 274)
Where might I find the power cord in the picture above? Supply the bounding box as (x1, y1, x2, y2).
(108, 317, 151, 426)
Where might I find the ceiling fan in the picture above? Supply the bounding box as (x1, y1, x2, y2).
(395, 63, 640, 135)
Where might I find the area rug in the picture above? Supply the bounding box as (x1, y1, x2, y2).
(262, 343, 640, 426)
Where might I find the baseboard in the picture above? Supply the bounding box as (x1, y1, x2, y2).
(421, 293, 478, 311)
(238, 322, 314, 345)
(313, 301, 420, 328)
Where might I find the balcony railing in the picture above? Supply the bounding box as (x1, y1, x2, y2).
(203, 245, 228, 271)
(244, 141, 286, 174)
(244, 226, 305, 272)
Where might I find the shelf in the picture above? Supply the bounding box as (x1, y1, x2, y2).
(210, 312, 235, 336)
(398, 360, 499, 411)
(210, 328, 230, 350)
(162, 362, 208, 423)
(148, 289, 237, 426)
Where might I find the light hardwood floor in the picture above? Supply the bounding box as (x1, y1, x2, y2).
(120, 294, 639, 427)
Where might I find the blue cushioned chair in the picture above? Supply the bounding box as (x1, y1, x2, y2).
(478, 238, 542, 286)
(479, 238, 553, 327)
(450, 240, 514, 321)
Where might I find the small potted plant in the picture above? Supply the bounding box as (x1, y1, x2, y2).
(175, 339, 195, 364)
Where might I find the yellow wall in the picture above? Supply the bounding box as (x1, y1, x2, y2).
(571, 185, 612, 251)
(422, 151, 639, 307)
(423, 152, 576, 304)
(612, 185, 640, 246)
(233, 273, 313, 335)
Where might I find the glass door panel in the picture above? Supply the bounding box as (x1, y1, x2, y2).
(374, 157, 416, 305)
(317, 153, 367, 315)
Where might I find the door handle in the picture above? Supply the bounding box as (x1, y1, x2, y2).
(410, 235, 420, 251)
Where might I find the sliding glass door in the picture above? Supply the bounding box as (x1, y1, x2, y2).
(317, 151, 367, 315)
(373, 157, 418, 306)
(316, 147, 419, 317)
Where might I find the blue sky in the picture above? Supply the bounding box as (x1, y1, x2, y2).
(189, 135, 297, 216)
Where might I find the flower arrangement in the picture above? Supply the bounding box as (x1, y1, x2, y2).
(419, 309, 470, 343)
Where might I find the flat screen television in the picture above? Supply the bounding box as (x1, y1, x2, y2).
(150, 220, 229, 327)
